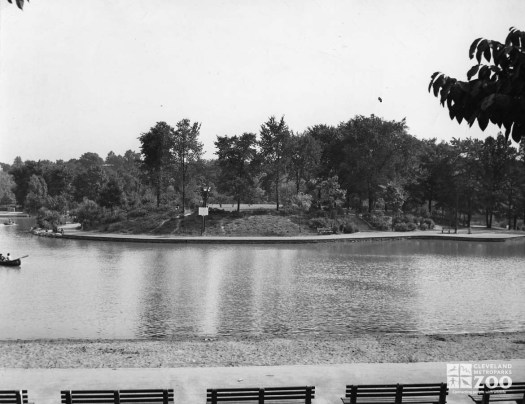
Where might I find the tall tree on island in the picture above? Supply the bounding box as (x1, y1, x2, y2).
(139, 122, 175, 207)
(215, 133, 258, 212)
(259, 116, 291, 211)
(172, 119, 203, 212)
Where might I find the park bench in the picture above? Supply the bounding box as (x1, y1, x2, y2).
(468, 382, 525, 404)
(0, 390, 28, 404)
(317, 227, 333, 235)
(341, 383, 448, 404)
(206, 386, 315, 404)
(61, 389, 174, 404)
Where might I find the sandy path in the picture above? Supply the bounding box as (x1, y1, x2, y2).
(1, 332, 523, 368)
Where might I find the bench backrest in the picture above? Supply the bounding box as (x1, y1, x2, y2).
(61, 389, 174, 404)
(344, 384, 448, 404)
(0, 391, 28, 404)
(206, 386, 315, 403)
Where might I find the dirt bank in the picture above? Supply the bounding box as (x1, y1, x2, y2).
(1, 332, 523, 368)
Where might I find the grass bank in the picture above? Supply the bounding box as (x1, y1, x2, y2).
(96, 208, 366, 237)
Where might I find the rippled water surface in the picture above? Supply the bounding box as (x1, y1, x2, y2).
(0, 218, 524, 339)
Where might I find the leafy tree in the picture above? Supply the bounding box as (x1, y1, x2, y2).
(450, 137, 484, 227)
(104, 150, 143, 206)
(215, 133, 258, 212)
(74, 198, 100, 229)
(305, 124, 341, 179)
(139, 122, 175, 207)
(99, 177, 124, 208)
(77, 152, 104, 170)
(36, 207, 62, 231)
(288, 132, 322, 194)
(0, 170, 16, 207)
(311, 175, 346, 213)
(172, 119, 203, 212)
(73, 165, 108, 202)
(259, 116, 291, 211)
(24, 174, 48, 212)
(336, 115, 411, 212)
(42, 163, 74, 197)
(478, 134, 516, 228)
(8, 158, 41, 205)
(429, 27, 525, 142)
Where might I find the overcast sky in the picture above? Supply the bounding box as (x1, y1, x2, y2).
(0, 0, 522, 164)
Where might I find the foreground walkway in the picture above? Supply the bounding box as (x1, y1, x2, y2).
(1, 361, 524, 404)
(53, 225, 525, 244)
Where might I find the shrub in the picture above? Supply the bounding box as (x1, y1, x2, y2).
(362, 213, 391, 230)
(419, 223, 428, 230)
(407, 222, 417, 231)
(394, 222, 409, 232)
(100, 208, 127, 224)
(308, 217, 332, 229)
(36, 208, 64, 230)
(74, 198, 100, 229)
(341, 222, 360, 234)
(423, 218, 435, 229)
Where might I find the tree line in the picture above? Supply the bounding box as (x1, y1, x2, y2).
(1, 114, 524, 230)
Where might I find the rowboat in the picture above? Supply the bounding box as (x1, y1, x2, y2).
(0, 258, 21, 267)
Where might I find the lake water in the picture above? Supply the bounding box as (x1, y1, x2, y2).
(0, 218, 524, 340)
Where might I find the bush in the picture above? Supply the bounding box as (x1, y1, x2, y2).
(362, 213, 391, 230)
(407, 222, 417, 231)
(308, 217, 332, 229)
(74, 198, 100, 229)
(422, 218, 435, 229)
(394, 222, 409, 232)
(36, 208, 64, 230)
(419, 223, 428, 230)
(100, 208, 127, 224)
(341, 222, 360, 234)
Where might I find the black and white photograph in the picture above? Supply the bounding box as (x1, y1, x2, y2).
(0, 1, 524, 403)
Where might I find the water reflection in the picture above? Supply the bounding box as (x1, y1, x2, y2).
(0, 220, 524, 339)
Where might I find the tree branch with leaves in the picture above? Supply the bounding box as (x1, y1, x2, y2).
(429, 27, 525, 142)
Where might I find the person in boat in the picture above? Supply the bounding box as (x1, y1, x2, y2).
(0, 254, 4, 261)
(6, 253, 11, 261)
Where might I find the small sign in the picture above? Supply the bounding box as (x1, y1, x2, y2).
(198, 207, 209, 216)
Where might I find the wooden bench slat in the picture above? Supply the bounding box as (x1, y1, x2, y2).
(206, 386, 314, 403)
(343, 384, 447, 404)
(0, 391, 28, 404)
(60, 390, 174, 404)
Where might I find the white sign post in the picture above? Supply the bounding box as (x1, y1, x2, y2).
(198, 207, 209, 235)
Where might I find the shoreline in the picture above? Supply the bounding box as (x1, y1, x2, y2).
(1, 332, 523, 368)
(46, 225, 525, 244)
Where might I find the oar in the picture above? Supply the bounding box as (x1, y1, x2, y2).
(15, 255, 29, 260)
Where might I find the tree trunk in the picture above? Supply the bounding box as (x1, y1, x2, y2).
(275, 172, 280, 211)
(237, 196, 241, 213)
(181, 162, 186, 213)
(156, 170, 161, 207)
